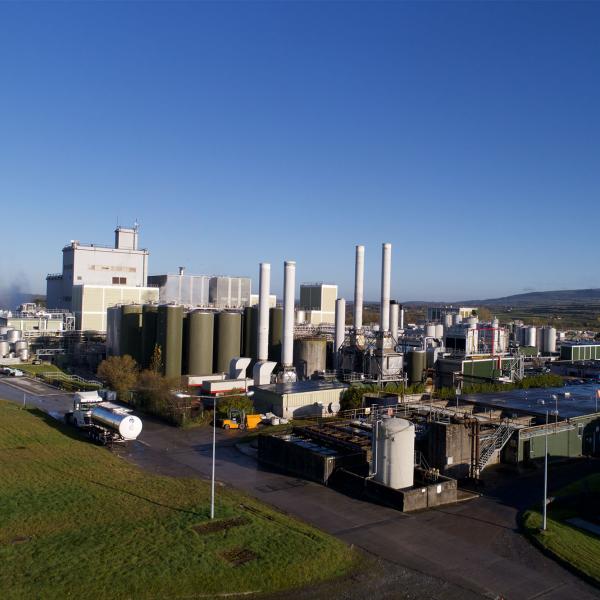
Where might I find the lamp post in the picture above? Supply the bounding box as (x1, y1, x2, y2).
(542, 409, 549, 531)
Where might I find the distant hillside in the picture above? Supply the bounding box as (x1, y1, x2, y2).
(471, 289, 600, 307)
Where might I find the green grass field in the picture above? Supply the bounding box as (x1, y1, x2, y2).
(0, 400, 356, 599)
(522, 474, 600, 584)
(13, 363, 64, 376)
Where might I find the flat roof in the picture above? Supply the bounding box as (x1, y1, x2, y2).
(462, 383, 600, 419)
(254, 380, 348, 395)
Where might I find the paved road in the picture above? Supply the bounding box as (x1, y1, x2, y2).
(2, 378, 599, 600)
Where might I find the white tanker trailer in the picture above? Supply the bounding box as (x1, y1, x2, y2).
(65, 391, 143, 445)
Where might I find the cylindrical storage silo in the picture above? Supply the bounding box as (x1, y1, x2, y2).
(141, 305, 158, 368)
(443, 314, 453, 328)
(467, 316, 478, 327)
(157, 305, 184, 378)
(372, 417, 415, 489)
(408, 350, 426, 384)
(268, 306, 283, 363)
(18, 349, 29, 361)
(6, 330, 21, 343)
(214, 312, 241, 374)
(452, 313, 462, 325)
(425, 324, 436, 338)
(14, 340, 28, 353)
(295, 309, 306, 325)
(186, 311, 214, 376)
(120, 305, 143, 364)
(543, 327, 557, 354)
(536, 327, 545, 351)
(0, 326, 8, 336)
(106, 306, 122, 357)
(0, 341, 9, 357)
(525, 326, 537, 348)
(434, 324, 444, 339)
(293, 337, 327, 380)
(243, 306, 258, 360)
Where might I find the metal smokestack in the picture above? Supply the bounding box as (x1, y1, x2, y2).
(380, 243, 392, 332)
(257, 262, 270, 362)
(390, 301, 399, 340)
(354, 245, 364, 330)
(282, 260, 296, 367)
(335, 298, 346, 366)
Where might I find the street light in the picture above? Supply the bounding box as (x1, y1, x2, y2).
(542, 409, 549, 531)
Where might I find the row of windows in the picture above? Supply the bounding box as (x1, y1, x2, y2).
(112, 277, 127, 285)
(89, 265, 137, 272)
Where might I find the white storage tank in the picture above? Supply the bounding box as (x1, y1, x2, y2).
(434, 324, 444, 339)
(18, 349, 29, 361)
(543, 327, 557, 354)
(14, 340, 28, 353)
(525, 326, 537, 348)
(0, 341, 9, 357)
(467, 316, 478, 327)
(452, 313, 462, 325)
(443, 314, 453, 328)
(425, 324, 436, 338)
(295, 309, 306, 325)
(0, 326, 8, 336)
(372, 417, 415, 490)
(6, 330, 21, 343)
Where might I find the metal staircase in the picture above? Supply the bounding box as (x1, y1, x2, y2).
(477, 421, 515, 473)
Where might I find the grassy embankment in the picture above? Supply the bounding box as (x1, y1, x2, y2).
(10, 363, 101, 392)
(522, 474, 600, 585)
(0, 400, 356, 599)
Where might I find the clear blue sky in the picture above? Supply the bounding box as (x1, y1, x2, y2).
(1, 1, 599, 302)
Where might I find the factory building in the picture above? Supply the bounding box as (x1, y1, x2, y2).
(299, 283, 338, 325)
(148, 272, 252, 309)
(427, 306, 476, 322)
(47, 226, 150, 310)
(436, 355, 522, 388)
(560, 342, 600, 361)
(249, 293, 277, 308)
(45, 225, 157, 332)
(252, 380, 348, 419)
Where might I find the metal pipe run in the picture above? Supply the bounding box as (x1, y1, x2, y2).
(390, 301, 399, 340)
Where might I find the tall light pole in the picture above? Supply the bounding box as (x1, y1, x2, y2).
(210, 395, 217, 519)
(542, 409, 549, 531)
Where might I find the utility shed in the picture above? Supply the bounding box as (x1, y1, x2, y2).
(252, 380, 348, 419)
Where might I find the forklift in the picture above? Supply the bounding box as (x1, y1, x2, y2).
(219, 408, 262, 430)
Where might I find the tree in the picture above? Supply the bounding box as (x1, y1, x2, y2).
(97, 355, 139, 401)
(149, 344, 163, 373)
(216, 392, 253, 417)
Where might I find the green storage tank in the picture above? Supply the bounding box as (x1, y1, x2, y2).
(120, 305, 143, 364)
(187, 311, 214, 376)
(243, 306, 258, 360)
(408, 350, 426, 384)
(214, 311, 241, 374)
(157, 305, 183, 378)
(141, 304, 158, 369)
(269, 306, 283, 363)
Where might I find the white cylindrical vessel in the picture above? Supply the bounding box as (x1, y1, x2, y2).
(354, 245, 364, 330)
(380, 243, 392, 332)
(425, 324, 436, 338)
(434, 324, 444, 339)
(0, 341, 9, 357)
(389, 302, 399, 340)
(91, 407, 143, 441)
(257, 262, 271, 361)
(334, 298, 346, 355)
(444, 314, 453, 328)
(6, 330, 21, 343)
(543, 327, 557, 354)
(372, 417, 415, 490)
(452, 313, 462, 325)
(295, 309, 306, 325)
(14, 340, 28, 352)
(525, 326, 537, 348)
(18, 349, 29, 361)
(399, 307, 405, 331)
(282, 261, 296, 367)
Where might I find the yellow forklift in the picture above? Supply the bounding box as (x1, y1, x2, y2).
(219, 408, 262, 430)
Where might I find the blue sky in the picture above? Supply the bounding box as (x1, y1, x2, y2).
(1, 1, 599, 302)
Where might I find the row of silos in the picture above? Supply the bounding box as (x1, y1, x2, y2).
(513, 325, 557, 354)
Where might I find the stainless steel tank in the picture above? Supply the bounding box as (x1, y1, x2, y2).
(6, 330, 21, 343)
(18, 349, 29, 361)
(91, 407, 143, 440)
(14, 340, 28, 352)
(0, 341, 9, 357)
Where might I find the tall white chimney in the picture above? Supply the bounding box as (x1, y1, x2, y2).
(390, 301, 399, 340)
(282, 260, 296, 367)
(335, 298, 346, 361)
(380, 243, 392, 332)
(257, 262, 270, 361)
(354, 245, 364, 330)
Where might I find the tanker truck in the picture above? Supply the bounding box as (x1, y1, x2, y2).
(65, 391, 143, 445)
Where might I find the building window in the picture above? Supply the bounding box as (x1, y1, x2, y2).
(77, 276, 82, 280)
(112, 277, 127, 285)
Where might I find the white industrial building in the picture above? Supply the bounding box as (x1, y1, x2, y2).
(299, 283, 338, 325)
(46, 225, 157, 331)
